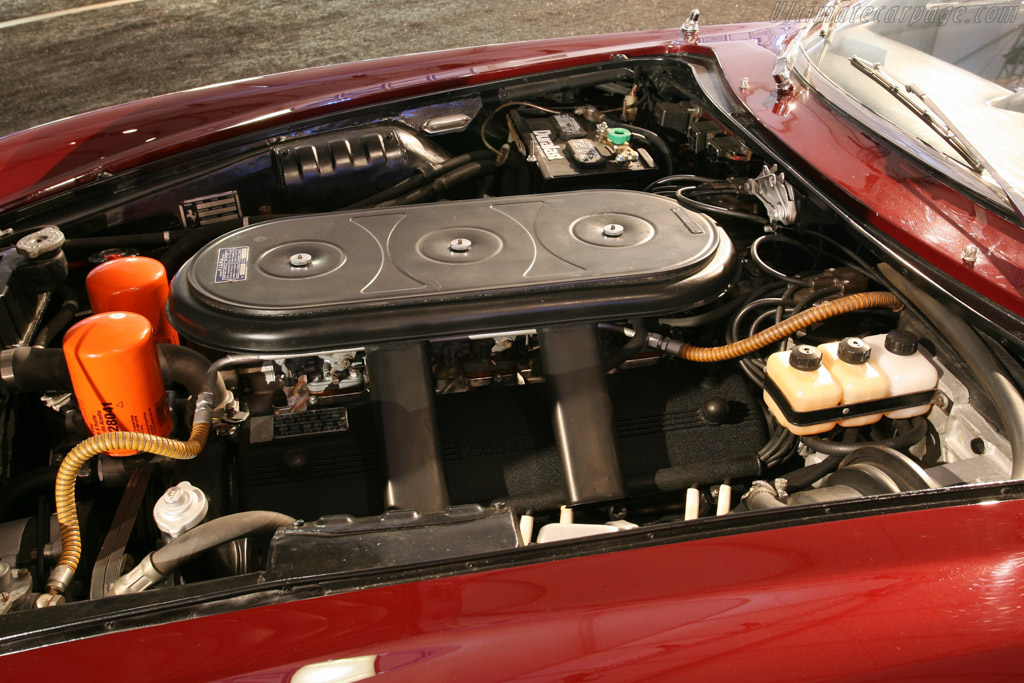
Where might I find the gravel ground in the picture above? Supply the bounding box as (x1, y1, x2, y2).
(0, 0, 776, 136)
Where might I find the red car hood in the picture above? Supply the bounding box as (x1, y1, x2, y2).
(1, 21, 1021, 320)
(0, 25, 772, 213)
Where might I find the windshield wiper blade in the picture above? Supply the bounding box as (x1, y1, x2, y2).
(850, 55, 1024, 225)
(850, 56, 982, 171)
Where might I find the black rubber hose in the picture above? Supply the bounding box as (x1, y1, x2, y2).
(783, 454, 844, 491)
(380, 160, 495, 206)
(0, 466, 59, 521)
(800, 417, 929, 457)
(1, 345, 225, 409)
(151, 511, 295, 574)
(31, 286, 79, 348)
(347, 151, 492, 209)
(750, 235, 812, 286)
(606, 121, 674, 175)
(603, 318, 649, 370)
(157, 344, 228, 410)
(158, 224, 238, 275)
(0, 348, 70, 392)
(880, 263, 1024, 479)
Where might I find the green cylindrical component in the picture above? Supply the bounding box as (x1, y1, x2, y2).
(606, 127, 631, 145)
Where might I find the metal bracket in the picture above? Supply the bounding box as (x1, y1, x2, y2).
(743, 164, 798, 226)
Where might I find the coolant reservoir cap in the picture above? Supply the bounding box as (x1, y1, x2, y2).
(884, 329, 919, 356)
(838, 337, 871, 364)
(607, 127, 631, 145)
(790, 344, 822, 371)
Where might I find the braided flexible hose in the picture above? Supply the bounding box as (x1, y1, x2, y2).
(678, 292, 903, 362)
(47, 422, 210, 594)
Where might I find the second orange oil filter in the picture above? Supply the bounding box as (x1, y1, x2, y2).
(86, 256, 179, 344)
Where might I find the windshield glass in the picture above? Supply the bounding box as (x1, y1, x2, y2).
(800, 0, 1024, 206)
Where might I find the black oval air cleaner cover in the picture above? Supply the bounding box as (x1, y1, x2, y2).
(169, 190, 735, 352)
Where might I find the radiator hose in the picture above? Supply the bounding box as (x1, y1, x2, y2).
(647, 292, 903, 361)
(107, 510, 295, 595)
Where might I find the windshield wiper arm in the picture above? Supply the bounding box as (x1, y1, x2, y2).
(850, 56, 981, 171)
(850, 55, 1024, 225)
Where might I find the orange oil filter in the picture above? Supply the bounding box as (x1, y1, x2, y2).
(86, 256, 179, 344)
(62, 312, 172, 455)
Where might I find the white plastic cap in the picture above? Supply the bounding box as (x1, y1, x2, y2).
(153, 481, 208, 538)
(535, 522, 618, 544)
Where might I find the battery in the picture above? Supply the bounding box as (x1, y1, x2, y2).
(509, 110, 658, 189)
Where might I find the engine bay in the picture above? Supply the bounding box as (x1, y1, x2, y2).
(0, 57, 1020, 617)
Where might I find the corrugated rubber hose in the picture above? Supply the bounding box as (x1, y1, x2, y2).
(663, 292, 903, 362)
(47, 422, 211, 596)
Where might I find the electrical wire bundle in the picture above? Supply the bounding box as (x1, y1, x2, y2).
(645, 175, 769, 224)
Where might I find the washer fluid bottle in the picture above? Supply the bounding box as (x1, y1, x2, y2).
(863, 329, 938, 418)
(764, 344, 842, 435)
(818, 337, 888, 427)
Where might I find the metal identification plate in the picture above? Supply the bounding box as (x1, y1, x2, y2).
(179, 191, 242, 228)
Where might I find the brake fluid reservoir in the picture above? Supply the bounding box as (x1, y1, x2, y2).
(86, 256, 179, 344)
(764, 344, 842, 435)
(62, 312, 171, 456)
(819, 337, 888, 427)
(864, 330, 938, 418)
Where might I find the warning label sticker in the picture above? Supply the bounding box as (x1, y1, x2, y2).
(215, 246, 249, 283)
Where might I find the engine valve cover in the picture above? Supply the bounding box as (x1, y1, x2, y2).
(169, 190, 734, 352)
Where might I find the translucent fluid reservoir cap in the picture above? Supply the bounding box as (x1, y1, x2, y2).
(789, 344, 822, 371)
(884, 329, 919, 356)
(838, 337, 871, 364)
